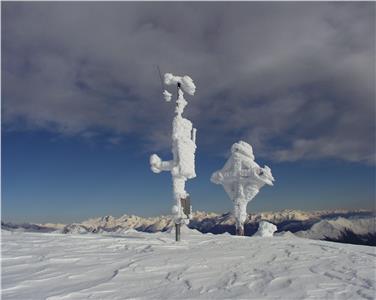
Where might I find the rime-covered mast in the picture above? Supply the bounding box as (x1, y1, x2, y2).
(150, 73, 197, 241)
(211, 141, 275, 236)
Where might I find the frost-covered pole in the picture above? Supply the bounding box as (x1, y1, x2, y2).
(211, 141, 275, 236)
(150, 73, 197, 241)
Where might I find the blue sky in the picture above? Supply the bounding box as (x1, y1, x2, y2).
(2, 130, 374, 223)
(2, 2, 375, 223)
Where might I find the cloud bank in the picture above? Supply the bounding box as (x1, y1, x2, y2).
(2, 2, 375, 163)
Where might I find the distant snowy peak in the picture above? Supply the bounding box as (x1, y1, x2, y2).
(1, 221, 60, 233)
(295, 217, 376, 240)
(79, 214, 174, 233)
(248, 209, 374, 223)
(62, 224, 90, 234)
(191, 209, 373, 225)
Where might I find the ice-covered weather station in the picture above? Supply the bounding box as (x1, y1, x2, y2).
(150, 72, 197, 241)
(211, 141, 275, 236)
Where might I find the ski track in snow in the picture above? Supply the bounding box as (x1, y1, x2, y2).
(2, 230, 375, 300)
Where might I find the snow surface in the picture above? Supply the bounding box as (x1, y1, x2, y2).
(2, 229, 375, 299)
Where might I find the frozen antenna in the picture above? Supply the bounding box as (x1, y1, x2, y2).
(156, 65, 164, 91)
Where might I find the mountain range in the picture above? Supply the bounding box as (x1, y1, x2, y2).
(2, 209, 375, 246)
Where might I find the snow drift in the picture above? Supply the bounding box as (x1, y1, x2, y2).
(2, 229, 375, 299)
(253, 221, 277, 237)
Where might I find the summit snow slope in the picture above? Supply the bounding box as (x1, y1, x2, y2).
(2, 229, 375, 300)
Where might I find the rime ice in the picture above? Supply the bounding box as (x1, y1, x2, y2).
(254, 221, 278, 237)
(211, 141, 275, 235)
(150, 73, 197, 230)
(163, 73, 196, 96)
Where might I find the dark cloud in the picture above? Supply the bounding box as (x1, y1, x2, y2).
(2, 2, 375, 163)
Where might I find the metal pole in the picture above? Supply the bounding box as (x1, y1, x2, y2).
(175, 223, 181, 241)
(175, 82, 182, 243)
(236, 224, 244, 236)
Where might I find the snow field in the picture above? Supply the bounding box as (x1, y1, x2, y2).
(2, 229, 375, 299)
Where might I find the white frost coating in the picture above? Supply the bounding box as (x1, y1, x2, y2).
(211, 141, 275, 234)
(253, 221, 277, 237)
(163, 90, 172, 102)
(164, 73, 196, 95)
(150, 73, 197, 224)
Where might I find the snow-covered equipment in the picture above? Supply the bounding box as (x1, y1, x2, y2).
(211, 141, 275, 236)
(150, 72, 197, 241)
(253, 221, 277, 237)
